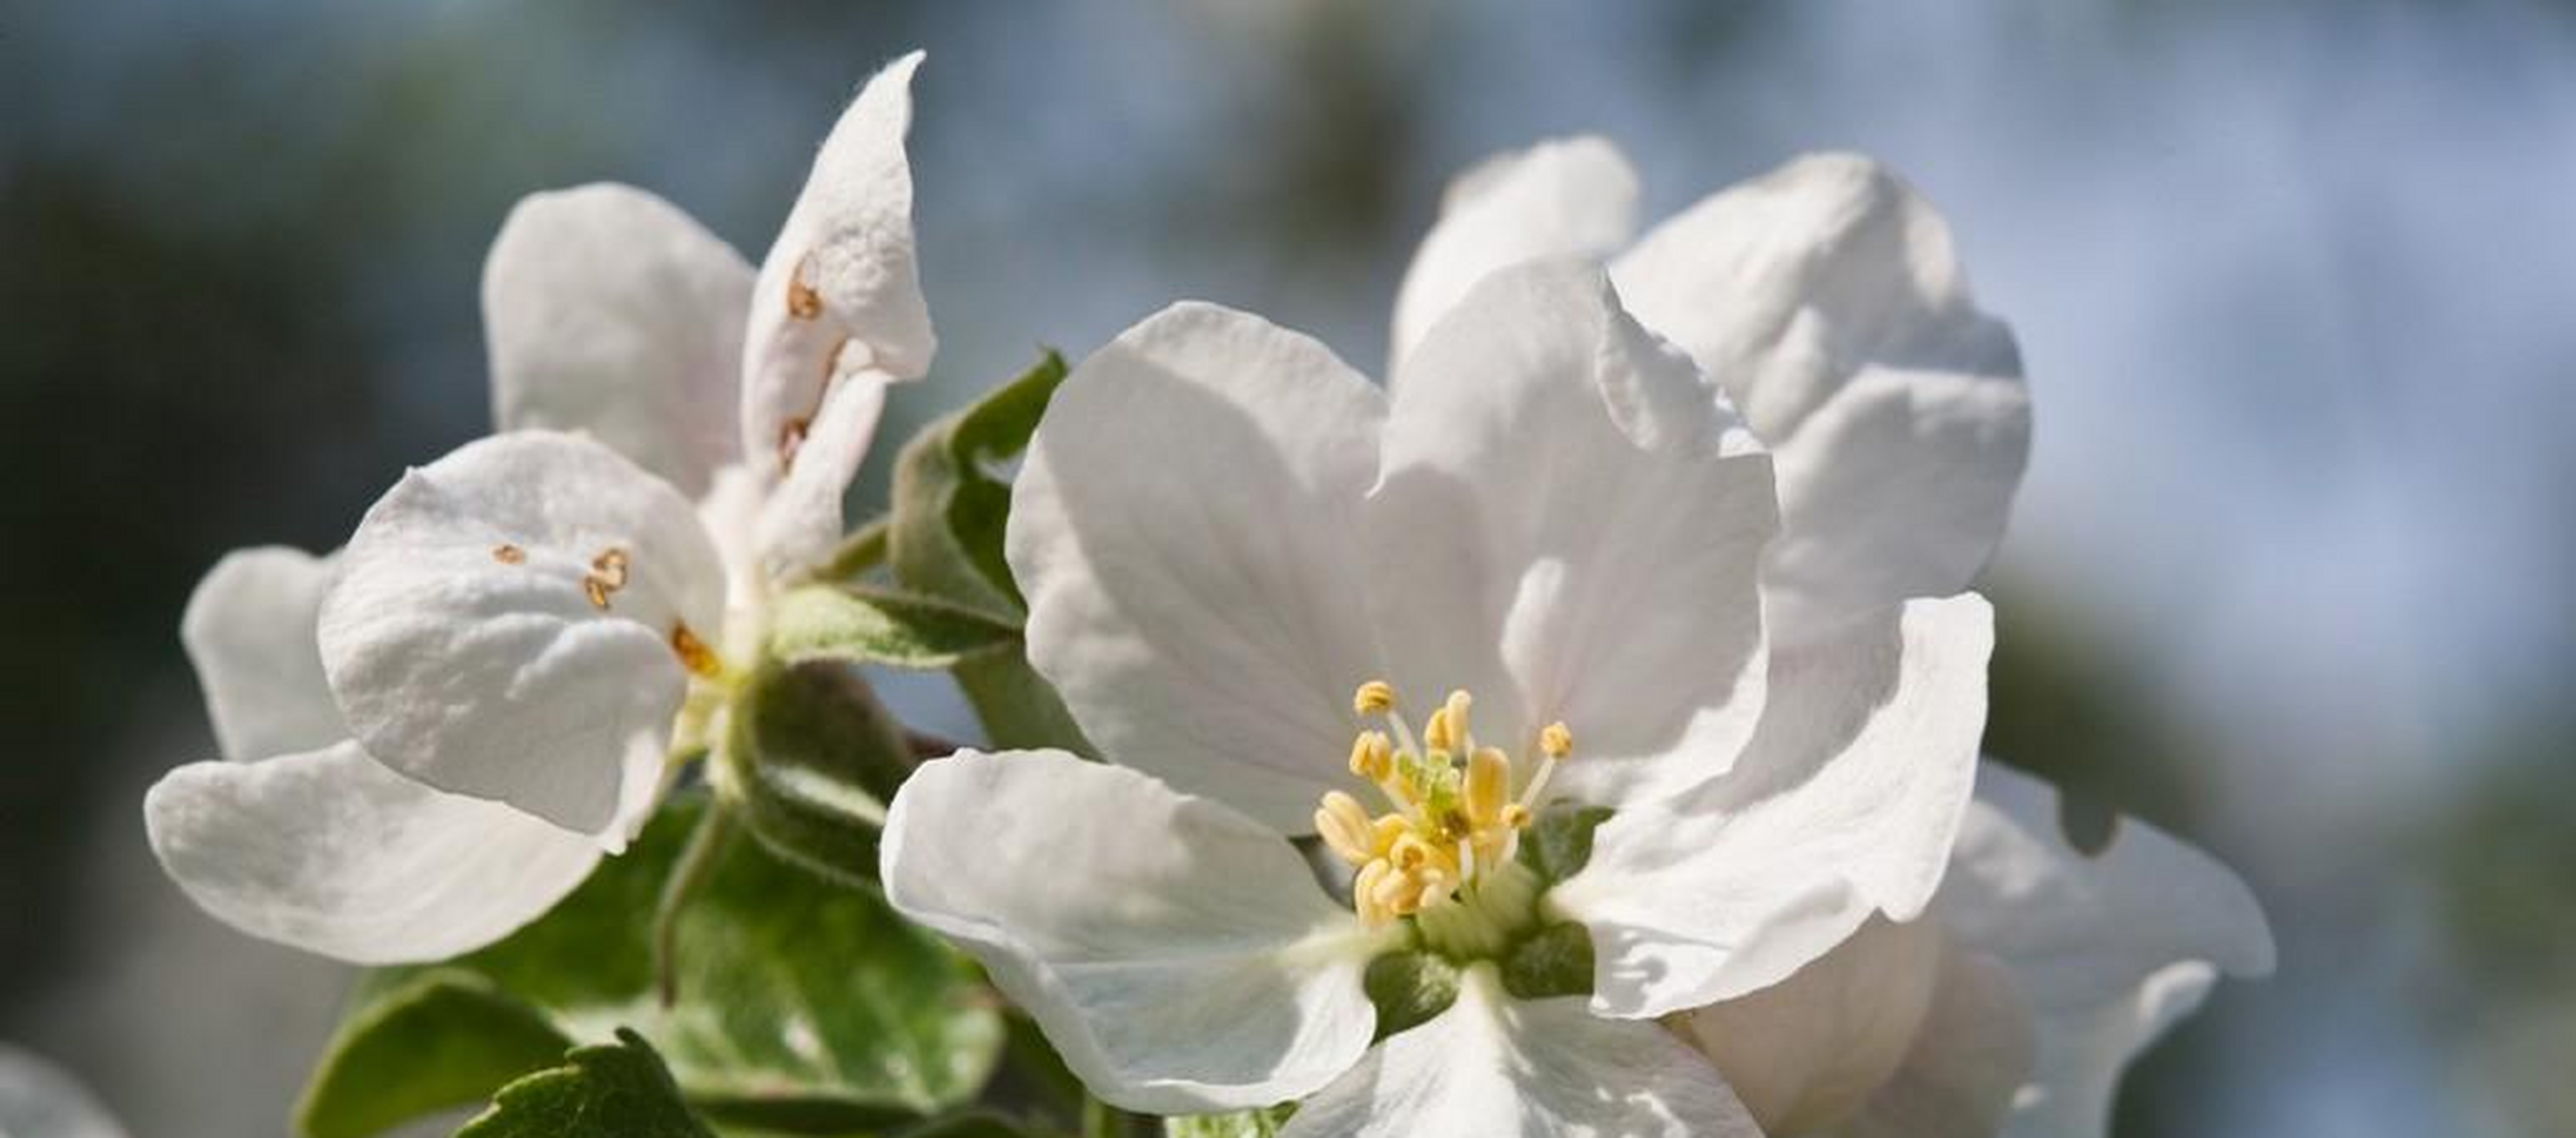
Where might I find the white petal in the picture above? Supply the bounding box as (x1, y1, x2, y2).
(1825, 937, 2037, 1138)
(1671, 916, 1944, 1136)
(319, 431, 726, 844)
(181, 546, 342, 761)
(1282, 966, 1758, 1138)
(1389, 136, 1641, 373)
(881, 749, 1383, 1115)
(1941, 762, 2275, 1138)
(1007, 302, 1389, 832)
(1375, 260, 1771, 810)
(741, 52, 933, 489)
(484, 183, 755, 499)
(0, 1045, 126, 1138)
(145, 741, 600, 965)
(1612, 154, 2029, 644)
(1554, 595, 1992, 1019)
(752, 368, 887, 581)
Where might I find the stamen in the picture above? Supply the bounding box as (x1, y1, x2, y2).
(786, 253, 823, 319)
(1321, 682, 1578, 937)
(670, 623, 721, 678)
(1540, 721, 1573, 759)
(1353, 680, 1395, 717)
(1347, 732, 1393, 781)
(1353, 860, 1395, 928)
(491, 543, 526, 565)
(1464, 746, 1510, 826)
(582, 548, 630, 611)
(1314, 792, 1377, 866)
(1423, 689, 1472, 753)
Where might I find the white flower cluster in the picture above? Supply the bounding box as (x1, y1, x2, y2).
(144, 53, 2271, 1138)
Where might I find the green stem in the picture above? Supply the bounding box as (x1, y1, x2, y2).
(653, 802, 735, 1007)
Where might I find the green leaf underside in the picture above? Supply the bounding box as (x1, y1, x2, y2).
(889, 350, 1093, 754)
(316, 796, 1001, 1137)
(769, 585, 1023, 670)
(722, 659, 911, 885)
(456, 1030, 714, 1138)
(295, 970, 574, 1138)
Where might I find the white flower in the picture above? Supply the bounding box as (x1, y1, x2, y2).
(881, 261, 1996, 1135)
(144, 52, 933, 964)
(1395, 138, 2271, 1137)
(1392, 141, 2031, 649)
(1667, 763, 2275, 1138)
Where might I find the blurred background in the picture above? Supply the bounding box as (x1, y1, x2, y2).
(4, 0, 2571, 1134)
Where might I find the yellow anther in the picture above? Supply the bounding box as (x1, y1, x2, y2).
(1499, 802, 1532, 829)
(1347, 731, 1394, 781)
(1353, 679, 1395, 717)
(1368, 814, 1409, 857)
(670, 623, 722, 678)
(1314, 792, 1377, 866)
(1465, 746, 1511, 825)
(1353, 860, 1396, 928)
(786, 253, 823, 319)
(582, 547, 630, 611)
(491, 543, 526, 565)
(1391, 831, 1436, 871)
(1424, 689, 1474, 753)
(590, 548, 630, 588)
(1540, 720, 1574, 759)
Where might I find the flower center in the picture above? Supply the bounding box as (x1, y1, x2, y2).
(1315, 682, 1574, 946)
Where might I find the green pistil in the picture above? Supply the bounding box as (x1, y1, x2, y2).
(1413, 859, 1543, 959)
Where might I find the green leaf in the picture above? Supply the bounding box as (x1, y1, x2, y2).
(1498, 921, 1595, 1000)
(1162, 1104, 1296, 1138)
(891, 350, 1065, 619)
(888, 350, 1093, 754)
(769, 585, 1023, 670)
(1360, 950, 1461, 1039)
(340, 796, 1000, 1135)
(295, 970, 574, 1138)
(455, 1029, 715, 1138)
(719, 660, 909, 886)
(1516, 803, 1615, 884)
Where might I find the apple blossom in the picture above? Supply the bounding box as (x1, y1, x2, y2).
(145, 51, 934, 962)
(882, 260, 1997, 1135)
(1392, 140, 2030, 648)
(1396, 138, 2271, 1137)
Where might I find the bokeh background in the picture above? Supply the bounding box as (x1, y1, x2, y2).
(5, 1, 2572, 1134)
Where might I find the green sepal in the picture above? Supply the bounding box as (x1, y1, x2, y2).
(294, 969, 574, 1138)
(454, 1029, 715, 1138)
(768, 584, 1023, 671)
(887, 350, 1092, 753)
(718, 660, 911, 888)
(318, 796, 1000, 1137)
(1498, 921, 1596, 1000)
(1163, 1103, 1296, 1138)
(1516, 803, 1615, 884)
(819, 517, 893, 582)
(1360, 950, 1461, 1040)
